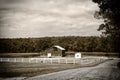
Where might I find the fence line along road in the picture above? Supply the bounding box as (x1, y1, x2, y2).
(0, 57, 106, 64)
(0, 58, 82, 64)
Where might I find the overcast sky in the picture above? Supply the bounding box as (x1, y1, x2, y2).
(0, 0, 102, 38)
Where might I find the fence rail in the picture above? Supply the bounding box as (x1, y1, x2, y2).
(0, 57, 106, 64)
(0, 58, 81, 64)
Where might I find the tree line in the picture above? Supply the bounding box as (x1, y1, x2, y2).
(0, 36, 115, 53)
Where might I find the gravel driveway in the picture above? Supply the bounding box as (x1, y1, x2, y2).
(24, 58, 120, 80)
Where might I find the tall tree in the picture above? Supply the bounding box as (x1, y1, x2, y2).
(92, 0, 120, 57)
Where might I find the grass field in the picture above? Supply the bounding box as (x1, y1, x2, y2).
(0, 63, 77, 77)
(66, 52, 119, 57)
(0, 53, 41, 58)
(0, 52, 115, 78)
(0, 52, 118, 58)
(0, 57, 112, 78)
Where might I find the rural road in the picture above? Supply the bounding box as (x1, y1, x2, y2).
(24, 58, 120, 80)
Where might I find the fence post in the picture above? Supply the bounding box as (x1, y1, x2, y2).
(51, 58, 52, 64)
(58, 58, 60, 64)
(66, 59, 67, 64)
(79, 59, 81, 64)
(43, 58, 45, 63)
(36, 58, 37, 63)
(95, 59, 97, 64)
(14, 58, 16, 62)
(74, 59, 75, 64)
(28, 58, 30, 63)
(7, 58, 9, 62)
(21, 58, 23, 62)
(86, 58, 88, 63)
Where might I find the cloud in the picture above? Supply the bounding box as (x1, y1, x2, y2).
(0, 0, 102, 38)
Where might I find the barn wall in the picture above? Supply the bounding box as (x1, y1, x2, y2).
(45, 48, 59, 56)
(45, 48, 65, 57)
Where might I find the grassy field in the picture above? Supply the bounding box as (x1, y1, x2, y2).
(0, 53, 41, 58)
(0, 63, 77, 77)
(0, 57, 112, 78)
(66, 52, 119, 57)
(0, 52, 115, 78)
(0, 52, 119, 58)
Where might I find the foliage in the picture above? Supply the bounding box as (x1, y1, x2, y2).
(92, 0, 120, 54)
(0, 36, 114, 53)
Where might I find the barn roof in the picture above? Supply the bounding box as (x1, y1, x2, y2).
(53, 45, 65, 50)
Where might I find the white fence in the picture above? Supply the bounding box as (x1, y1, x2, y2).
(0, 58, 80, 64)
(0, 57, 105, 64)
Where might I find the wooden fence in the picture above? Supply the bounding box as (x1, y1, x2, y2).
(0, 58, 79, 64)
(0, 57, 105, 64)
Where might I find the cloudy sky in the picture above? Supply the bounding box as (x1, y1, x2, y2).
(0, 0, 102, 38)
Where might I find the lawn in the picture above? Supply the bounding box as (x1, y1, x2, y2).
(0, 57, 112, 78)
(0, 62, 81, 77)
(0, 53, 41, 58)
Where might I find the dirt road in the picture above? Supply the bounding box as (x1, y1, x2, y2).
(25, 58, 120, 80)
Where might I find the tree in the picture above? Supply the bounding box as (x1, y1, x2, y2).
(92, 0, 120, 57)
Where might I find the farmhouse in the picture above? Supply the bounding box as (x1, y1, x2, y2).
(45, 45, 66, 57)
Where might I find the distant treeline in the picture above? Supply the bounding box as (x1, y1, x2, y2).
(0, 36, 115, 53)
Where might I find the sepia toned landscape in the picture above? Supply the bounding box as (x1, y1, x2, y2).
(0, 0, 120, 80)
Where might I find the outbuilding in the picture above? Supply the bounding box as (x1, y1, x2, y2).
(45, 45, 66, 57)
